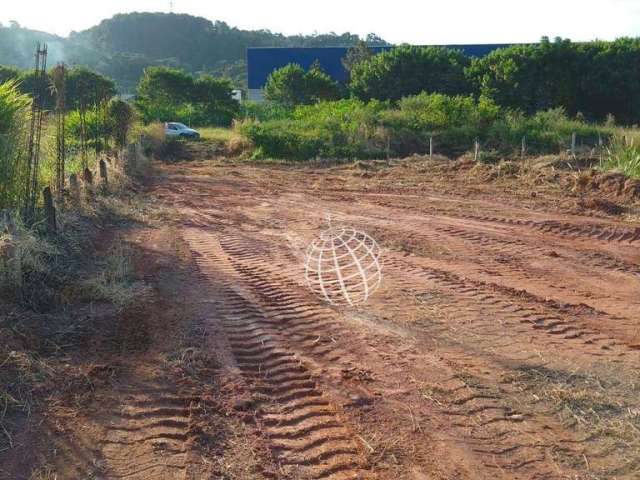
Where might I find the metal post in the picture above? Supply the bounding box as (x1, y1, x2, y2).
(521, 136, 526, 158)
(429, 136, 433, 160)
(474, 139, 480, 162)
(571, 132, 576, 157)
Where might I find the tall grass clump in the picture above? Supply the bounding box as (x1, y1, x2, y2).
(0, 80, 31, 211)
(239, 93, 619, 161)
(239, 99, 388, 160)
(600, 136, 640, 178)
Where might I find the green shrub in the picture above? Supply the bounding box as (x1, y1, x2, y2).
(600, 136, 640, 178)
(136, 67, 238, 126)
(108, 99, 136, 148)
(350, 46, 471, 101)
(240, 101, 291, 122)
(0, 80, 31, 210)
(264, 63, 341, 107)
(239, 99, 387, 160)
(239, 93, 619, 161)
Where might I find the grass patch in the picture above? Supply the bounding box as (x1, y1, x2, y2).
(198, 127, 233, 143)
(507, 364, 640, 476)
(238, 95, 637, 162)
(600, 136, 640, 179)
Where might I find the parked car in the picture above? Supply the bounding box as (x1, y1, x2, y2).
(165, 122, 200, 139)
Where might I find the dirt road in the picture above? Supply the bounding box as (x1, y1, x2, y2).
(19, 158, 638, 480)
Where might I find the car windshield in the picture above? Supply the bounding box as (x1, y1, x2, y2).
(169, 123, 188, 130)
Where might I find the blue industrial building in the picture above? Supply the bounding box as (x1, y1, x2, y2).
(246, 44, 512, 101)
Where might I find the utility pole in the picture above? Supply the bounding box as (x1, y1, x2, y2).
(169, 0, 174, 13)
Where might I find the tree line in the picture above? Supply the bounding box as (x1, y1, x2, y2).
(0, 14, 388, 92)
(265, 37, 640, 125)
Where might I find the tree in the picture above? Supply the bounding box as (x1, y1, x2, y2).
(107, 99, 135, 148)
(349, 46, 471, 102)
(341, 40, 373, 78)
(64, 67, 117, 109)
(465, 37, 640, 124)
(192, 75, 239, 125)
(0, 66, 20, 84)
(135, 67, 239, 125)
(264, 64, 308, 106)
(264, 63, 340, 106)
(135, 66, 195, 122)
(304, 62, 341, 103)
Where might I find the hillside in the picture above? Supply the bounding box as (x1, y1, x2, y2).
(0, 13, 388, 92)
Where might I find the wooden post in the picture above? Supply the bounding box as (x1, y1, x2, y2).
(571, 132, 576, 157)
(99, 159, 108, 188)
(474, 139, 480, 162)
(83, 167, 93, 185)
(43, 187, 56, 234)
(83, 167, 94, 197)
(386, 135, 390, 160)
(521, 136, 526, 158)
(429, 136, 433, 160)
(69, 173, 80, 201)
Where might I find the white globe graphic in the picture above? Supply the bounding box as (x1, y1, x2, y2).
(304, 227, 382, 306)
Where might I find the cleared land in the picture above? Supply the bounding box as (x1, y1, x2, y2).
(3, 155, 639, 480)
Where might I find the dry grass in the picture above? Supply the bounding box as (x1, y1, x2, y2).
(506, 363, 640, 477)
(75, 238, 149, 307)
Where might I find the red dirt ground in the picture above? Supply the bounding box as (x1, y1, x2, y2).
(3, 156, 639, 479)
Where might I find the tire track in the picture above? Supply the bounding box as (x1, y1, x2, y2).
(98, 382, 202, 480)
(182, 229, 367, 480)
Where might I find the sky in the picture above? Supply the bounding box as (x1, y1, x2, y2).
(1, 0, 639, 44)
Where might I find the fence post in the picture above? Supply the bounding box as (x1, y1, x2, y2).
(474, 138, 480, 162)
(429, 136, 433, 160)
(83, 167, 94, 198)
(571, 132, 576, 157)
(43, 187, 56, 234)
(521, 136, 526, 159)
(99, 159, 109, 189)
(69, 173, 80, 202)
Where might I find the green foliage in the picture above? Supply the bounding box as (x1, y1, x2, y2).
(349, 46, 471, 101)
(467, 37, 640, 124)
(601, 136, 640, 178)
(264, 63, 341, 107)
(0, 13, 388, 92)
(240, 101, 292, 122)
(0, 80, 31, 210)
(108, 99, 136, 148)
(239, 93, 619, 160)
(240, 99, 388, 160)
(136, 67, 238, 126)
(0, 65, 115, 111)
(64, 67, 117, 109)
(342, 41, 374, 78)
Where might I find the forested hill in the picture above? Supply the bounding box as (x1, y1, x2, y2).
(0, 13, 389, 92)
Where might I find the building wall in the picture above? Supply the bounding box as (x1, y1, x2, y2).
(247, 89, 264, 103)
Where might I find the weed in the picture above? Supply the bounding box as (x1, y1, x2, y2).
(600, 136, 640, 178)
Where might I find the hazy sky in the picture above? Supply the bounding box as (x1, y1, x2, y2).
(2, 0, 639, 44)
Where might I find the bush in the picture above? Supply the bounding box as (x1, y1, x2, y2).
(239, 99, 387, 160)
(600, 136, 640, 178)
(0, 80, 31, 211)
(108, 99, 136, 148)
(238, 94, 618, 161)
(467, 37, 640, 124)
(349, 46, 471, 101)
(264, 63, 341, 107)
(136, 67, 238, 126)
(240, 101, 292, 122)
